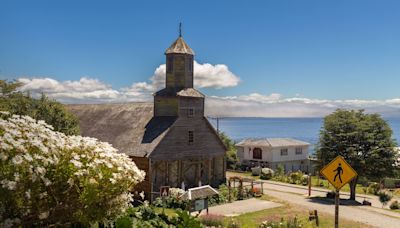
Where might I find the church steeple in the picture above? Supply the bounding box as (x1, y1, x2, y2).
(164, 24, 194, 90)
(154, 25, 204, 117)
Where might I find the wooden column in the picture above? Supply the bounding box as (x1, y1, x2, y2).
(178, 160, 182, 186)
(165, 161, 169, 185)
(208, 158, 212, 185)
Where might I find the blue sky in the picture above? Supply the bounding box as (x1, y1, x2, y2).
(1, 0, 400, 117)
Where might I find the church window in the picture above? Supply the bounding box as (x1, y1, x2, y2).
(188, 131, 194, 144)
(253, 148, 262, 159)
(187, 108, 194, 117)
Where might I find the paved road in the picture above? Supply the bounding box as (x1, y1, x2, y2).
(227, 173, 400, 227)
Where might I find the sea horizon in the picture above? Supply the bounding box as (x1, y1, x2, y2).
(208, 117, 400, 154)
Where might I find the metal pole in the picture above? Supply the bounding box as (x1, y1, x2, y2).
(335, 190, 339, 228)
(216, 117, 219, 134)
(308, 175, 312, 197)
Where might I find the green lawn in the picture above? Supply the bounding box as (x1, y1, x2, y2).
(222, 195, 371, 228)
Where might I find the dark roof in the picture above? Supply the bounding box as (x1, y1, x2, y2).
(155, 88, 205, 98)
(165, 36, 195, 55)
(68, 103, 175, 157)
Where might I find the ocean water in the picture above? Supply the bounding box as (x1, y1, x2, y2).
(208, 117, 400, 153)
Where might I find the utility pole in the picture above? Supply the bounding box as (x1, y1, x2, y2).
(208, 116, 223, 134)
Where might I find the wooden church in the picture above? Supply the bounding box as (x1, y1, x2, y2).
(69, 31, 227, 200)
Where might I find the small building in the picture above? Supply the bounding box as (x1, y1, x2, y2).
(236, 138, 311, 173)
(69, 31, 226, 200)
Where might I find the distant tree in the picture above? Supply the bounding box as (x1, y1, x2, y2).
(219, 132, 238, 170)
(0, 79, 80, 135)
(317, 109, 397, 200)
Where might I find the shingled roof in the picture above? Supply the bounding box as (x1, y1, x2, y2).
(236, 138, 310, 147)
(68, 103, 176, 157)
(165, 36, 195, 55)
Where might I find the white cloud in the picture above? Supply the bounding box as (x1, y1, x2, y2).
(18, 77, 121, 103)
(131, 61, 240, 92)
(17, 76, 400, 117)
(205, 93, 400, 117)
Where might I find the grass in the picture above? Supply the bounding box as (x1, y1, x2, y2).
(223, 195, 372, 228)
(154, 207, 178, 218)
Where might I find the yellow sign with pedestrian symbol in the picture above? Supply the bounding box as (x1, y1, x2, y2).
(320, 156, 358, 190)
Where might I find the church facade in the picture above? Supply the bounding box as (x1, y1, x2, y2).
(69, 33, 226, 200)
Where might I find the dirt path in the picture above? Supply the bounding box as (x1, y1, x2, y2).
(227, 172, 400, 227)
(262, 186, 400, 227)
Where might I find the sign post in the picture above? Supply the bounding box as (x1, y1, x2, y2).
(320, 156, 357, 228)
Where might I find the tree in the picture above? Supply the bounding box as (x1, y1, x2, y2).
(0, 79, 80, 135)
(317, 109, 397, 200)
(0, 113, 145, 226)
(219, 132, 238, 170)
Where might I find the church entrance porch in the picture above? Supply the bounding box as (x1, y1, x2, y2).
(150, 156, 225, 200)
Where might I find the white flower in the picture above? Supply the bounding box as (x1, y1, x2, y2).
(71, 159, 83, 168)
(7, 181, 17, 190)
(67, 178, 74, 187)
(139, 191, 145, 200)
(25, 190, 31, 199)
(89, 178, 98, 185)
(38, 211, 49, 220)
(12, 155, 23, 165)
(39, 192, 48, 199)
(23, 153, 33, 162)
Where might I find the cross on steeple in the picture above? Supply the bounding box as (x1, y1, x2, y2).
(179, 22, 182, 37)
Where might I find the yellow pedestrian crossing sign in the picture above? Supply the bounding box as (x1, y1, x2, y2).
(320, 156, 358, 190)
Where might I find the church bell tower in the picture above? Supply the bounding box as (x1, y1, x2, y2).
(153, 24, 205, 117)
(165, 24, 195, 90)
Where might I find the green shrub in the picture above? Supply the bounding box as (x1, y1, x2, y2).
(0, 114, 145, 227)
(389, 200, 400, 210)
(300, 175, 309, 185)
(367, 182, 380, 195)
(289, 171, 304, 184)
(199, 214, 224, 227)
(382, 178, 400, 189)
(208, 184, 231, 206)
(260, 168, 274, 180)
(117, 205, 203, 228)
(170, 209, 203, 228)
(378, 191, 393, 208)
(153, 196, 189, 210)
(276, 164, 285, 177)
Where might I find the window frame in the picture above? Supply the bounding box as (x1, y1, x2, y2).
(188, 130, 194, 144)
(252, 147, 262, 160)
(295, 147, 303, 155)
(280, 148, 288, 156)
(187, 108, 195, 117)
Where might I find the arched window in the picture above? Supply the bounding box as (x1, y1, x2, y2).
(253, 147, 262, 159)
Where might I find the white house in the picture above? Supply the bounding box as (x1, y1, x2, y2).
(236, 138, 311, 173)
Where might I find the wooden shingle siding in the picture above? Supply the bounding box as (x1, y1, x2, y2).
(131, 156, 151, 198)
(150, 117, 225, 161)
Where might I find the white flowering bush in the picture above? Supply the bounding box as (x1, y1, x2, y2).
(0, 112, 145, 226)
